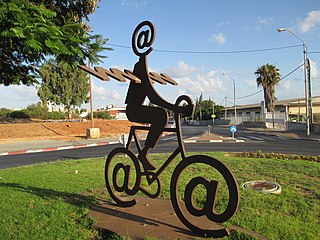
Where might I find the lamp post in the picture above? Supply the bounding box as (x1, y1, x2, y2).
(223, 73, 237, 125)
(278, 28, 311, 136)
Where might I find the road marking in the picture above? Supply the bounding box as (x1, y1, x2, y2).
(162, 136, 176, 141)
(184, 140, 197, 143)
(26, 149, 43, 153)
(248, 136, 265, 140)
(57, 146, 75, 150)
(237, 137, 265, 142)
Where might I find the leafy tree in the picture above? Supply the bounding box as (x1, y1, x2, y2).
(38, 60, 90, 119)
(194, 94, 224, 120)
(255, 64, 281, 112)
(0, 0, 108, 86)
(194, 93, 203, 120)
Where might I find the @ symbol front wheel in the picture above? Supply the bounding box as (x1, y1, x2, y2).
(170, 155, 239, 238)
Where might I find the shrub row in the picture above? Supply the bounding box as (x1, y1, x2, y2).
(93, 111, 112, 119)
(1, 103, 115, 121)
(0, 103, 65, 120)
(231, 150, 320, 162)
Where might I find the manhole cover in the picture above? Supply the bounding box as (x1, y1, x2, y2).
(243, 180, 282, 194)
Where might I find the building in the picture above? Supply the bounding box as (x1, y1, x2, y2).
(224, 96, 320, 127)
(106, 107, 127, 120)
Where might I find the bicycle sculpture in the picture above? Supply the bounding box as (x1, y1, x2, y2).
(79, 21, 240, 238)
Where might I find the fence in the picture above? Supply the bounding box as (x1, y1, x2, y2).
(223, 112, 287, 129)
(265, 112, 286, 129)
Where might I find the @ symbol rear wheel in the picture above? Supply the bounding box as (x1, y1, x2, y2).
(105, 147, 141, 207)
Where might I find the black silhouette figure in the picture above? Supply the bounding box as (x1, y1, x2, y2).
(125, 21, 192, 171)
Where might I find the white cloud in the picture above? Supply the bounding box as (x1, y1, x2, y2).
(246, 79, 256, 87)
(310, 59, 320, 80)
(200, 70, 223, 91)
(120, 0, 148, 8)
(9, 85, 38, 101)
(92, 83, 122, 101)
(211, 33, 226, 44)
(176, 77, 203, 95)
(216, 21, 231, 27)
(298, 10, 320, 33)
(163, 61, 199, 78)
(257, 16, 272, 25)
(242, 17, 272, 32)
(176, 70, 223, 98)
(281, 80, 292, 90)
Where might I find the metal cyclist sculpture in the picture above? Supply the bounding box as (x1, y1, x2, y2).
(79, 20, 240, 238)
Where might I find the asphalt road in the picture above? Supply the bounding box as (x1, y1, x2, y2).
(0, 126, 319, 169)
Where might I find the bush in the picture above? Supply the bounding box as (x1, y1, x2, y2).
(313, 114, 320, 123)
(9, 110, 30, 119)
(0, 108, 10, 119)
(46, 111, 65, 120)
(93, 111, 111, 119)
(25, 103, 48, 119)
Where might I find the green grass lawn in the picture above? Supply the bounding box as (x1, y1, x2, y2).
(0, 152, 319, 240)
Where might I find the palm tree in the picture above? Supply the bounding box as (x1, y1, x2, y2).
(255, 64, 281, 113)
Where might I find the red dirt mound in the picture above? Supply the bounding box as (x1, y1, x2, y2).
(0, 119, 140, 143)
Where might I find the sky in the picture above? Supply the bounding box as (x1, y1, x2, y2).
(1, 0, 320, 110)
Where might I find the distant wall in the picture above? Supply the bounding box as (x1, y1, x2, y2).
(240, 122, 266, 128)
(187, 119, 231, 126)
(287, 122, 320, 133)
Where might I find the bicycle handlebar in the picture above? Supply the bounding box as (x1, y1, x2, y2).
(175, 95, 195, 116)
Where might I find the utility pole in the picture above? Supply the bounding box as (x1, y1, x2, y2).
(88, 59, 94, 128)
(212, 99, 215, 125)
(224, 96, 227, 119)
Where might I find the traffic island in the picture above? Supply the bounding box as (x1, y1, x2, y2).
(86, 128, 100, 139)
(184, 133, 244, 143)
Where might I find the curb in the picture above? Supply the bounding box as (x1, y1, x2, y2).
(0, 141, 119, 156)
(184, 139, 244, 143)
(0, 132, 173, 157)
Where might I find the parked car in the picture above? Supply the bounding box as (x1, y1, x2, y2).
(167, 117, 176, 128)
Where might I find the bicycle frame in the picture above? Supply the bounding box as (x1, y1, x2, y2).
(125, 112, 186, 184)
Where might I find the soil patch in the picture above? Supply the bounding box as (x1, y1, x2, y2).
(0, 119, 141, 144)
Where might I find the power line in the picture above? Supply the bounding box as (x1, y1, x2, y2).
(107, 43, 310, 104)
(279, 62, 303, 81)
(107, 43, 302, 54)
(236, 90, 263, 100)
(219, 98, 226, 105)
(225, 63, 304, 101)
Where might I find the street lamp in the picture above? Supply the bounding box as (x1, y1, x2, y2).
(278, 28, 311, 136)
(223, 73, 237, 125)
